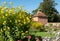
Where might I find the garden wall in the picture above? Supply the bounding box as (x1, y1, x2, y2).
(45, 22, 60, 28)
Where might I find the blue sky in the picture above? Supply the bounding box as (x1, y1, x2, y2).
(0, 0, 60, 13)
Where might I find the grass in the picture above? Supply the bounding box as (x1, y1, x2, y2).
(30, 32, 55, 38)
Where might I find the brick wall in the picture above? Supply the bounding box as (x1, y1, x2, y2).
(32, 17, 48, 25)
(38, 18, 48, 25)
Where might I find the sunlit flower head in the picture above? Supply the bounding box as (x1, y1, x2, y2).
(3, 21, 6, 24)
(26, 17, 30, 20)
(1, 8, 4, 11)
(5, 9, 8, 12)
(9, 9, 12, 13)
(24, 21, 26, 24)
(10, 20, 12, 22)
(4, 21, 6, 23)
(1, 29, 3, 32)
(1, 10, 4, 14)
(22, 32, 25, 35)
(17, 6, 22, 10)
(12, 12, 15, 14)
(3, 28, 6, 31)
(3, 7, 7, 9)
(18, 20, 20, 22)
(7, 27, 10, 30)
(23, 36, 26, 38)
(2, 16, 5, 18)
(25, 31, 28, 33)
(5, 14, 8, 16)
(15, 20, 17, 23)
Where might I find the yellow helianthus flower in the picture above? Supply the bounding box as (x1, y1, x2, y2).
(10, 20, 12, 22)
(5, 14, 8, 16)
(2, 16, 5, 18)
(3, 21, 6, 25)
(7, 27, 10, 30)
(22, 33, 25, 35)
(18, 20, 20, 22)
(1, 10, 4, 13)
(13, 12, 15, 14)
(25, 31, 28, 33)
(24, 21, 26, 24)
(1, 29, 3, 32)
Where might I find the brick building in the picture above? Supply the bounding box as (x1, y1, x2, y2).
(32, 9, 48, 25)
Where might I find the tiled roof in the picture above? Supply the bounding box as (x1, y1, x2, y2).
(33, 11, 47, 18)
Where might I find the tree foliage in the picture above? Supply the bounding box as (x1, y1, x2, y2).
(32, 0, 60, 22)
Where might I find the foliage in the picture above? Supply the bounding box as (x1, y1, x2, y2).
(32, 0, 60, 22)
(30, 21, 45, 32)
(0, 6, 31, 41)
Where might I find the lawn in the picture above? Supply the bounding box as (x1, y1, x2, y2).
(30, 32, 55, 38)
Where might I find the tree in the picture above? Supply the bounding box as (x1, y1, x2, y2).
(32, 0, 59, 22)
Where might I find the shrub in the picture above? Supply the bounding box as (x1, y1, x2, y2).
(0, 6, 31, 41)
(30, 21, 45, 32)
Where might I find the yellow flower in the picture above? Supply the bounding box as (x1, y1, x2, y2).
(1, 8, 4, 11)
(9, 9, 12, 13)
(4, 21, 6, 23)
(25, 31, 28, 33)
(7, 27, 10, 30)
(28, 20, 30, 23)
(5, 14, 8, 16)
(18, 20, 20, 22)
(22, 33, 25, 35)
(24, 21, 26, 24)
(6, 9, 8, 12)
(1, 10, 4, 13)
(26, 17, 30, 22)
(10, 20, 12, 22)
(2, 16, 4, 18)
(26, 17, 29, 20)
(3, 21, 6, 25)
(1, 29, 3, 32)
(17, 6, 21, 9)
(15, 20, 17, 23)
(23, 36, 26, 38)
(3, 23, 4, 25)
(3, 28, 6, 31)
(3, 7, 7, 10)
(13, 12, 15, 14)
